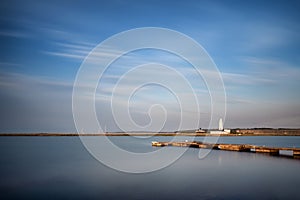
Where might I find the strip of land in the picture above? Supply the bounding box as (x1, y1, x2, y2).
(1, 129, 300, 137)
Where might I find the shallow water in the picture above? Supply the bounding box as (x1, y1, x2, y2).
(0, 136, 299, 199)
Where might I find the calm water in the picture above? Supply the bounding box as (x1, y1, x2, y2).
(0, 136, 299, 200)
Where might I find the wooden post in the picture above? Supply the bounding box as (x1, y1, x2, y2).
(293, 150, 300, 159)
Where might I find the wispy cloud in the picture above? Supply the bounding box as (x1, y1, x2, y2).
(42, 40, 96, 60)
(243, 25, 293, 50)
(0, 30, 28, 38)
(222, 56, 300, 90)
(241, 56, 300, 80)
(43, 51, 86, 60)
(242, 56, 280, 66)
(0, 62, 22, 67)
(222, 72, 275, 86)
(43, 40, 133, 64)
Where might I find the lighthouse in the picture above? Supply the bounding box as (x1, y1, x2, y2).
(210, 118, 230, 134)
(218, 118, 223, 131)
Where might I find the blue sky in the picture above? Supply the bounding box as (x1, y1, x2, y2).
(0, 0, 299, 132)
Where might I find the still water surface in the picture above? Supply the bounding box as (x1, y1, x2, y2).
(0, 136, 299, 199)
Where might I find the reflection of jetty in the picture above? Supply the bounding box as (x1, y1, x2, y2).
(152, 141, 300, 159)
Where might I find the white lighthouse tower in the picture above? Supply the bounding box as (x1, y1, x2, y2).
(210, 118, 230, 134)
(218, 118, 223, 131)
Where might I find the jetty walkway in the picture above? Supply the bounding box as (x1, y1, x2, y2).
(152, 141, 300, 159)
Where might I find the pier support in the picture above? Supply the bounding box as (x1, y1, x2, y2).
(293, 150, 300, 159)
(254, 148, 279, 156)
(218, 144, 250, 152)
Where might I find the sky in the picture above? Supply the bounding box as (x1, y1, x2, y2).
(0, 0, 299, 132)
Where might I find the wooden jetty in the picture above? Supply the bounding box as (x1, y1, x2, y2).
(151, 141, 300, 159)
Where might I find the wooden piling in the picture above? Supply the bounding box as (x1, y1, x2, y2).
(254, 147, 280, 156)
(293, 150, 300, 159)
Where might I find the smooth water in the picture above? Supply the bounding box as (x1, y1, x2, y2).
(0, 136, 299, 200)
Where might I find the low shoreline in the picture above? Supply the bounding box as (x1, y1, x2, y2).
(1, 133, 300, 136)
